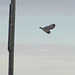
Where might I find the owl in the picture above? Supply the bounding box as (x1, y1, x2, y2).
(39, 24, 55, 34)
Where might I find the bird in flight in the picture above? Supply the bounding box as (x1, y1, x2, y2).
(39, 24, 55, 34)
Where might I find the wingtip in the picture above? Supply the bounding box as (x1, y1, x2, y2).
(39, 27, 42, 29)
(52, 24, 55, 26)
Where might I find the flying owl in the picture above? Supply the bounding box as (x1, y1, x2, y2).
(39, 24, 55, 34)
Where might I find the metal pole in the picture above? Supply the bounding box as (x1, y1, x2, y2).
(8, 0, 16, 75)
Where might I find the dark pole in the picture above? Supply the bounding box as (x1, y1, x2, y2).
(8, 0, 16, 75)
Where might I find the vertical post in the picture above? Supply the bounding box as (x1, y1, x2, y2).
(8, 0, 16, 75)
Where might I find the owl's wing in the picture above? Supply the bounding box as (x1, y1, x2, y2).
(48, 24, 55, 30)
(42, 29, 51, 34)
(44, 24, 55, 30)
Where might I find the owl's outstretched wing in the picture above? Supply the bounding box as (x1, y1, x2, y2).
(44, 24, 55, 30)
(42, 29, 51, 34)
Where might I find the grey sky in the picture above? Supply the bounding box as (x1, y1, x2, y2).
(0, 0, 10, 6)
(0, 43, 75, 75)
(0, 0, 75, 75)
(0, 0, 75, 44)
(16, 0, 75, 13)
(0, 0, 75, 15)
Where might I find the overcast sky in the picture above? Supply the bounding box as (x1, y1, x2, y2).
(0, 43, 75, 75)
(0, 0, 75, 75)
(0, 0, 75, 44)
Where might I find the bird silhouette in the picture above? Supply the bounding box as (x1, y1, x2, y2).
(39, 24, 55, 34)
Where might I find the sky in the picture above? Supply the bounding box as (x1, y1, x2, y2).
(0, 0, 75, 44)
(0, 0, 75, 75)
